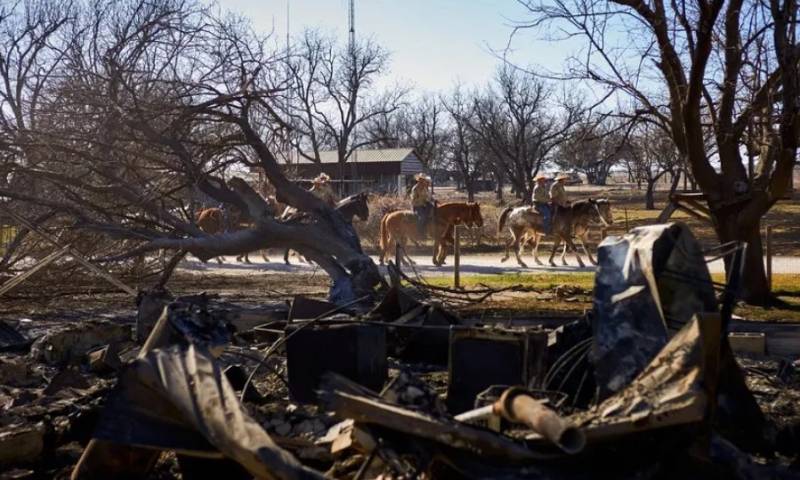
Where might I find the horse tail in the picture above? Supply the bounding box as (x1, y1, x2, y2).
(498, 206, 513, 234)
(379, 213, 390, 254)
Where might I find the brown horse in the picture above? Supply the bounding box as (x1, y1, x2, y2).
(196, 207, 270, 264)
(379, 202, 483, 266)
(498, 198, 612, 268)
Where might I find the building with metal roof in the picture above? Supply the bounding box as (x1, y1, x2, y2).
(272, 148, 425, 195)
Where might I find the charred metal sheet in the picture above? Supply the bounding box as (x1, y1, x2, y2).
(286, 323, 387, 403)
(566, 314, 718, 442)
(288, 296, 340, 321)
(373, 286, 459, 366)
(82, 344, 323, 480)
(446, 327, 547, 414)
(592, 223, 716, 399)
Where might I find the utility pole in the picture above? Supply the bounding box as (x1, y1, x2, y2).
(346, 0, 357, 196)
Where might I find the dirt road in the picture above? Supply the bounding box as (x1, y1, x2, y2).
(178, 253, 800, 277)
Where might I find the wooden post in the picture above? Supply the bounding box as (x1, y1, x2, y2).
(765, 225, 773, 293)
(624, 208, 629, 231)
(454, 225, 461, 290)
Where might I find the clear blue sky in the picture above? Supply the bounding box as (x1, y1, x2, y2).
(218, 0, 576, 93)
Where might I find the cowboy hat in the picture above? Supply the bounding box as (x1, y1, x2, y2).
(556, 173, 570, 181)
(415, 173, 431, 183)
(312, 173, 331, 184)
(533, 173, 549, 181)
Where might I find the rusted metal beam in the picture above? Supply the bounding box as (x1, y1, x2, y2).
(494, 387, 585, 454)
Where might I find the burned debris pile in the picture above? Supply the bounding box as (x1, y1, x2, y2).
(2, 222, 800, 479)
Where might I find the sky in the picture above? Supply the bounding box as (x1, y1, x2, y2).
(217, 0, 577, 93)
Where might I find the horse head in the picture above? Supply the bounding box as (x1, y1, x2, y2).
(587, 198, 613, 226)
(468, 202, 484, 228)
(338, 191, 369, 222)
(354, 191, 370, 221)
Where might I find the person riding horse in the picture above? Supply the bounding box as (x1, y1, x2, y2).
(549, 173, 570, 232)
(411, 173, 433, 237)
(531, 174, 552, 234)
(550, 174, 570, 209)
(310, 173, 337, 207)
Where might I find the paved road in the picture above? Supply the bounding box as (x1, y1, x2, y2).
(178, 253, 800, 277)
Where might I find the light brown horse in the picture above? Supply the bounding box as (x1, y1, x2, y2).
(196, 207, 270, 264)
(379, 202, 483, 266)
(498, 198, 612, 268)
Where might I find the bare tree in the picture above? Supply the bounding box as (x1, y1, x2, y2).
(465, 66, 580, 201)
(441, 86, 487, 202)
(364, 93, 445, 172)
(0, 0, 382, 304)
(554, 115, 631, 185)
(285, 30, 407, 187)
(626, 124, 683, 209)
(517, 0, 800, 304)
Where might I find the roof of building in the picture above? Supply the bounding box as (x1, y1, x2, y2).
(276, 148, 417, 165)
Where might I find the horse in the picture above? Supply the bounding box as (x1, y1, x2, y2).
(498, 198, 613, 268)
(196, 207, 270, 264)
(281, 192, 370, 265)
(379, 202, 483, 266)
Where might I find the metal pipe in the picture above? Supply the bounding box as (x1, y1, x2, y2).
(493, 387, 585, 454)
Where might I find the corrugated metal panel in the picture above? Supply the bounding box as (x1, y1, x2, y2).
(277, 148, 416, 165)
(400, 153, 424, 174)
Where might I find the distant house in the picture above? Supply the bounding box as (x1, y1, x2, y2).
(271, 148, 425, 195)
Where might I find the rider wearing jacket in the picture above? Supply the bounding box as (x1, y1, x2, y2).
(531, 173, 552, 233)
(411, 173, 433, 236)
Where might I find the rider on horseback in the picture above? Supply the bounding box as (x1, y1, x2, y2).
(411, 173, 433, 237)
(531, 173, 552, 234)
(310, 173, 337, 207)
(549, 173, 570, 233)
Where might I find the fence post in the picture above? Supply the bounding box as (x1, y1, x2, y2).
(395, 241, 402, 270)
(765, 225, 773, 293)
(624, 208, 629, 231)
(454, 224, 461, 290)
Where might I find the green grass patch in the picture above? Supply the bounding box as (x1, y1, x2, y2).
(423, 272, 595, 291)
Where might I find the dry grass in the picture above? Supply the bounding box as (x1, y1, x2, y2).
(423, 272, 800, 322)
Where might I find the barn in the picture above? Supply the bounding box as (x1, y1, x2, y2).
(273, 148, 425, 195)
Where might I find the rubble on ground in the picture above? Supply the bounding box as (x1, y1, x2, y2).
(2, 222, 800, 478)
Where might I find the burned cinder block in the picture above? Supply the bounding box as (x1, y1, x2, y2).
(286, 323, 387, 403)
(446, 327, 547, 414)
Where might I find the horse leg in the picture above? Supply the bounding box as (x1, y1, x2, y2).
(500, 232, 514, 263)
(561, 239, 569, 266)
(512, 227, 528, 268)
(284, 248, 291, 265)
(261, 250, 270, 263)
(438, 233, 453, 266)
(533, 233, 544, 266)
(564, 236, 586, 268)
(549, 237, 560, 267)
(402, 237, 416, 266)
(579, 234, 597, 265)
